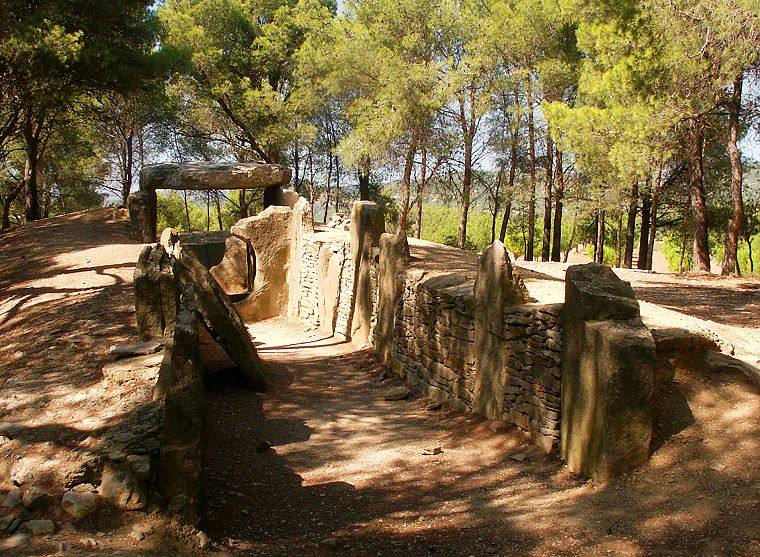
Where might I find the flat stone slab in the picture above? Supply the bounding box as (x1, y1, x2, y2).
(110, 341, 163, 359)
(140, 162, 291, 192)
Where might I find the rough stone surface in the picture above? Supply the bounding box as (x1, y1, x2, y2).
(287, 197, 315, 321)
(210, 235, 251, 295)
(157, 284, 203, 524)
(232, 206, 293, 321)
(561, 263, 656, 482)
(20, 519, 54, 536)
(21, 486, 52, 511)
(102, 352, 163, 385)
(651, 327, 720, 354)
(110, 341, 162, 359)
(134, 245, 177, 341)
(375, 232, 409, 365)
(349, 201, 385, 345)
(174, 251, 266, 390)
(61, 491, 99, 521)
(2, 488, 21, 508)
(127, 454, 151, 481)
(127, 191, 156, 243)
(140, 162, 291, 192)
(473, 241, 527, 420)
(99, 462, 148, 510)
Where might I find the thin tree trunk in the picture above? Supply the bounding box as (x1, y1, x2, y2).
(23, 122, 42, 222)
(526, 80, 536, 261)
(616, 209, 623, 267)
(415, 146, 427, 239)
(323, 153, 333, 224)
(214, 190, 223, 231)
(722, 73, 744, 276)
(2, 179, 25, 229)
(596, 209, 606, 264)
(491, 165, 504, 243)
(551, 148, 564, 261)
(183, 191, 191, 230)
(746, 235, 754, 273)
(689, 121, 711, 272)
(334, 155, 341, 213)
(541, 134, 553, 261)
(499, 86, 520, 243)
(457, 92, 476, 250)
(647, 164, 663, 270)
(122, 130, 134, 206)
(397, 133, 418, 234)
(638, 182, 651, 269)
(206, 191, 211, 231)
(679, 226, 688, 272)
(624, 181, 638, 268)
(293, 142, 301, 195)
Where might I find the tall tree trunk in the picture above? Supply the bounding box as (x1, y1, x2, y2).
(638, 182, 652, 269)
(334, 155, 341, 213)
(526, 80, 536, 261)
(457, 93, 476, 250)
(2, 180, 25, 229)
(624, 181, 638, 268)
(616, 209, 623, 267)
(551, 148, 564, 261)
(490, 165, 504, 243)
(293, 142, 301, 195)
(214, 191, 223, 231)
(722, 73, 744, 276)
(358, 154, 371, 201)
(689, 121, 711, 272)
(323, 153, 334, 223)
(397, 133, 418, 234)
(562, 216, 576, 263)
(23, 118, 43, 222)
(541, 134, 553, 261)
(499, 86, 520, 243)
(746, 235, 754, 273)
(647, 164, 663, 270)
(121, 130, 134, 206)
(596, 209, 606, 264)
(415, 146, 427, 239)
(183, 191, 191, 230)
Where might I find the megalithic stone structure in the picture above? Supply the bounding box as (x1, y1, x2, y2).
(560, 263, 656, 482)
(128, 162, 292, 243)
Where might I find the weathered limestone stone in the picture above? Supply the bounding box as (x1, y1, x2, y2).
(157, 284, 203, 523)
(232, 206, 293, 321)
(375, 232, 409, 365)
(176, 232, 228, 270)
(134, 245, 177, 341)
(140, 162, 291, 192)
(472, 241, 527, 421)
(317, 245, 342, 335)
(99, 462, 147, 510)
(131, 162, 291, 244)
(128, 191, 156, 243)
(103, 352, 162, 385)
(560, 263, 656, 482)
(61, 491, 99, 521)
(210, 235, 251, 295)
(650, 327, 720, 354)
(349, 201, 385, 345)
(287, 197, 314, 321)
(109, 341, 162, 359)
(159, 227, 179, 256)
(174, 251, 266, 390)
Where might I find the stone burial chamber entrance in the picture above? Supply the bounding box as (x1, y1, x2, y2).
(127, 161, 293, 243)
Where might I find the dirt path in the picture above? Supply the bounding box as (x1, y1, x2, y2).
(2, 210, 760, 556)
(201, 317, 760, 557)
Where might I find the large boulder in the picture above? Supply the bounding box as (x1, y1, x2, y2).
(560, 263, 656, 482)
(210, 235, 252, 295)
(128, 191, 157, 243)
(174, 251, 266, 390)
(232, 206, 293, 321)
(472, 241, 528, 421)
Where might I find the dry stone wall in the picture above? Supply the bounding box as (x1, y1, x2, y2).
(375, 266, 563, 450)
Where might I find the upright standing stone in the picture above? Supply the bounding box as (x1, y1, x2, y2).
(232, 206, 293, 321)
(560, 263, 656, 482)
(374, 232, 409, 365)
(157, 284, 203, 524)
(472, 241, 527, 420)
(287, 197, 315, 322)
(349, 201, 385, 345)
(134, 246, 177, 341)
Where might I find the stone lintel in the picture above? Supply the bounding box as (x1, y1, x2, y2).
(140, 162, 292, 192)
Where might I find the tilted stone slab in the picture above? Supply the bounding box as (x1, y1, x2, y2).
(140, 162, 291, 192)
(349, 201, 385, 345)
(174, 251, 266, 391)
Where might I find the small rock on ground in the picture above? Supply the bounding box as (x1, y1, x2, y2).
(383, 386, 412, 401)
